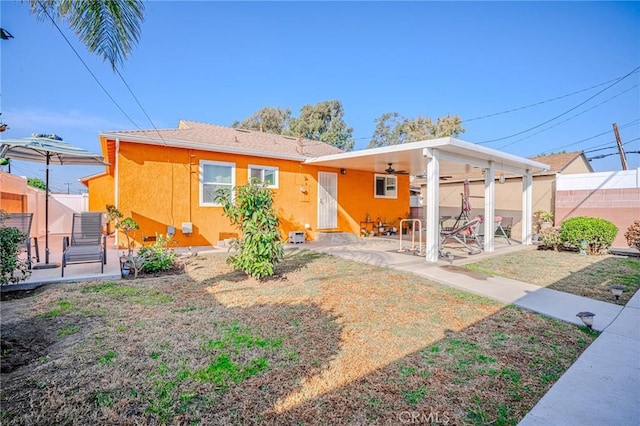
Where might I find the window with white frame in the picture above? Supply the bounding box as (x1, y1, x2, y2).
(200, 160, 235, 206)
(374, 174, 397, 198)
(248, 165, 279, 188)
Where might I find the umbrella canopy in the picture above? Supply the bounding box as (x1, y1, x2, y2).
(0, 134, 106, 165)
(0, 134, 108, 267)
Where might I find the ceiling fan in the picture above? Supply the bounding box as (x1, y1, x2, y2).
(384, 163, 409, 175)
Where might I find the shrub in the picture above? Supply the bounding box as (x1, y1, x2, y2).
(538, 227, 561, 251)
(137, 234, 177, 274)
(0, 211, 31, 285)
(215, 180, 283, 280)
(624, 220, 640, 250)
(560, 217, 617, 255)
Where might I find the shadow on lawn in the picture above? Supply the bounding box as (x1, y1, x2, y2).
(266, 306, 596, 426)
(0, 273, 344, 425)
(0, 251, 598, 426)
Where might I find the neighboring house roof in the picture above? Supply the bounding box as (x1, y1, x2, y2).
(100, 120, 343, 160)
(528, 151, 593, 174)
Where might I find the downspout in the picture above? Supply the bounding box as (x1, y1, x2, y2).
(114, 138, 120, 248)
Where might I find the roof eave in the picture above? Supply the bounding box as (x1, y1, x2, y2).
(99, 132, 310, 162)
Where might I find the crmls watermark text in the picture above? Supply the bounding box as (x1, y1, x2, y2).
(397, 410, 451, 424)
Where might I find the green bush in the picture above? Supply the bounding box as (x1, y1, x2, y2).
(215, 180, 283, 280)
(538, 227, 561, 251)
(137, 234, 177, 274)
(560, 216, 617, 255)
(0, 211, 31, 285)
(624, 220, 640, 250)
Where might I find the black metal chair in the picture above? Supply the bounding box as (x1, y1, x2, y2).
(1, 212, 39, 269)
(62, 212, 106, 277)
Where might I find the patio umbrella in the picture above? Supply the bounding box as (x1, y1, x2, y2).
(462, 179, 472, 213)
(0, 134, 108, 268)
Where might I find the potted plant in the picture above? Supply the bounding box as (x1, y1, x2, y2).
(534, 210, 554, 231)
(106, 205, 142, 278)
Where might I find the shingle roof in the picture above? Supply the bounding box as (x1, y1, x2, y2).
(528, 151, 586, 173)
(101, 120, 343, 158)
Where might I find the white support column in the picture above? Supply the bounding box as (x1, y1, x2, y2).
(522, 170, 533, 244)
(483, 161, 495, 252)
(114, 138, 120, 248)
(424, 148, 440, 262)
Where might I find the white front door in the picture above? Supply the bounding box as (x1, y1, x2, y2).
(318, 172, 338, 229)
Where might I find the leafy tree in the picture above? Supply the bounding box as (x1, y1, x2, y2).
(29, 0, 145, 70)
(234, 100, 355, 151)
(215, 180, 283, 280)
(27, 177, 46, 190)
(232, 106, 292, 135)
(368, 113, 465, 148)
(289, 100, 354, 151)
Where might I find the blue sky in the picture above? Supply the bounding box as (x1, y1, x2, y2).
(1, 1, 639, 194)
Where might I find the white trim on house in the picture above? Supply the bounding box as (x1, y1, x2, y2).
(199, 160, 236, 207)
(248, 164, 279, 188)
(373, 174, 398, 199)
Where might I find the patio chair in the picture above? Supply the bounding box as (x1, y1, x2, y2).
(476, 215, 513, 246)
(497, 216, 513, 244)
(61, 212, 106, 277)
(1, 212, 39, 269)
(440, 217, 483, 255)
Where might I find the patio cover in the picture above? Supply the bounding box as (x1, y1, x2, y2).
(304, 137, 549, 262)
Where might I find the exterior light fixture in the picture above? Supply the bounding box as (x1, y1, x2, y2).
(340, 168, 347, 175)
(576, 311, 595, 330)
(610, 285, 624, 304)
(499, 173, 506, 184)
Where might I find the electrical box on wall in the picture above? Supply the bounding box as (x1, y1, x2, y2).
(288, 231, 305, 244)
(182, 222, 193, 234)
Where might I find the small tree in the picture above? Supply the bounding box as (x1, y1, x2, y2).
(106, 205, 139, 255)
(215, 180, 283, 280)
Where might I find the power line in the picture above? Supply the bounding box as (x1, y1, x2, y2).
(463, 74, 636, 122)
(584, 138, 640, 153)
(497, 84, 640, 149)
(114, 68, 168, 146)
(538, 119, 640, 155)
(350, 70, 640, 144)
(476, 66, 640, 144)
(37, 2, 141, 130)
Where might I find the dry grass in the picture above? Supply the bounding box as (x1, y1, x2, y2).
(1, 250, 596, 425)
(465, 249, 640, 304)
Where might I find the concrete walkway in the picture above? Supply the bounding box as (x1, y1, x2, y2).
(303, 238, 639, 425)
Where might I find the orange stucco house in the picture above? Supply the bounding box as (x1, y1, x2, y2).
(82, 120, 410, 248)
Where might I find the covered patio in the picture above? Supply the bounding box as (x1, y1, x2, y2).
(304, 137, 549, 262)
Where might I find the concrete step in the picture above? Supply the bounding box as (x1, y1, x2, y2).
(315, 232, 359, 244)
